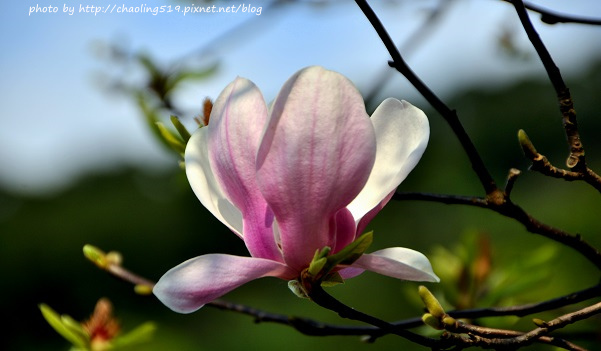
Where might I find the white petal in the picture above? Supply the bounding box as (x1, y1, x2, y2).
(347, 99, 429, 222)
(185, 128, 243, 237)
(350, 247, 439, 282)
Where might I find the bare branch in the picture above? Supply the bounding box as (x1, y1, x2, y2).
(355, 0, 498, 195)
(507, 0, 601, 26)
(508, 1, 601, 193)
(395, 189, 601, 270)
(519, 130, 601, 192)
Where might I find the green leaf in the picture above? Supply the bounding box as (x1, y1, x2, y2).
(164, 63, 219, 94)
(60, 314, 88, 339)
(39, 304, 89, 348)
(156, 122, 185, 155)
(320, 272, 344, 287)
(112, 322, 156, 348)
(170, 115, 191, 143)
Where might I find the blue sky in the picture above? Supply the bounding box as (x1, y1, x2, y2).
(1, 0, 600, 194)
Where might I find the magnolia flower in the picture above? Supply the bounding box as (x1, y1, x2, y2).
(154, 66, 438, 313)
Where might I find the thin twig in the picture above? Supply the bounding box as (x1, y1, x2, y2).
(450, 321, 588, 351)
(395, 190, 601, 270)
(488, 301, 601, 348)
(509, 0, 601, 194)
(308, 284, 442, 347)
(503, 0, 601, 26)
(355, 0, 498, 195)
(88, 245, 601, 347)
(519, 129, 601, 192)
(364, 0, 456, 105)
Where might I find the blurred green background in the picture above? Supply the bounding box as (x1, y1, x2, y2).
(2, 1, 601, 350)
(3, 62, 601, 350)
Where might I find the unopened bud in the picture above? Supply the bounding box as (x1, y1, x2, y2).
(288, 280, 309, 299)
(134, 284, 154, 296)
(533, 318, 548, 327)
(418, 285, 445, 318)
(422, 313, 443, 330)
(518, 129, 538, 159)
(83, 245, 108, 269)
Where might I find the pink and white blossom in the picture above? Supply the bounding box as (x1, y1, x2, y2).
(154, 66, 438, 313)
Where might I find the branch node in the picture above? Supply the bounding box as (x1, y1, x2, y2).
(504, 168, 522, 196)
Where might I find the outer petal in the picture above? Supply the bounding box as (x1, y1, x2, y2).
(347, 99, 429, 223)
(256, 66, 376, 270)
(208, 77, 282, 261)
(185, 128, 243, 237)
(340, 247, 439, 282)
(153, 254, 297, 314)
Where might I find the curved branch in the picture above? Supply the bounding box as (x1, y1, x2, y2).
(355, 0, 498, 195)
(394, 190, 601, 270)
(307, 284, 442, 347)
(509, 1, 601, 194)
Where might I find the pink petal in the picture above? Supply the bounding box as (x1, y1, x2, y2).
(331, 208, 358, 254)
(256, 66, 376, 270)
(153, 254, 297, 313)
(342, 247, 439, 282)
(185, 128, 244, 237)
(347, 99, 429, 224)
(208, 77, 282, 261)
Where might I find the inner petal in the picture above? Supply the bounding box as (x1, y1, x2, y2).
(256, 66, 376, 270)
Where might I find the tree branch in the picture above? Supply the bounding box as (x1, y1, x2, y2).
(355, 0, 498, 195)
(307, 284, 443, 347)
(509, 0, 601, 26)
(395, 189, 601, 270)
(483, 301, 601, 348)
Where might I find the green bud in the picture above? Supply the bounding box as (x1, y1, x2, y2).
(518, 129, 538, 159)
(288, 280, 309, 299)
(532, 318, 548, 327)
(83, 245, 108, 269)
(422, 313, 443, 330)
(134, 284, 154, 295)
(105, 251, 122, 266)
(308, 257, 327, 277)
(310, 247, 331, 264)
(418, 285, 445, 318)
(442, 316, 456, 328)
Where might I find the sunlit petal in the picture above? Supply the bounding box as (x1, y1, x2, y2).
(344, 247, 439, 282)
(347, 99, 429, 223)
(185, 128, 243, 237)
